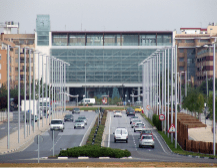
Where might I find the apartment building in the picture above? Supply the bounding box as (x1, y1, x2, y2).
(175, 23, 217, 86)
(0, 33, 35, 88)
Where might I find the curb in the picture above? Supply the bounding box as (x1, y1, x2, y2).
(42, 156, 134, 160)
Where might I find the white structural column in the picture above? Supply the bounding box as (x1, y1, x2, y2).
(175, 45, 178, 148)
(167, 48, 170, 137)
(42, 55, 44, 127)
(7, 45, 10, 149)
(213, 41, 216, 156)
(164, 49, 167, 134)
(24, 47, 26, 138)
(37, 53, 40, 130)
(161, 52, 164, 131)
(33, 51, 35, 132)
(158, 53, 161, 117)
(171, 47, 174, 143)
(29, 49, 31, 136)
(157, 55, 159, 115)
(46, 56, 48, 124)
(18, 46, 20, 142)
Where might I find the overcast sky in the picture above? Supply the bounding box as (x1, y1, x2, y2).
(0, 0, 216, 34)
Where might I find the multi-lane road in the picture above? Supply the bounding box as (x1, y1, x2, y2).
(0, 111, 97, 162)
(0, 110, 216, 164)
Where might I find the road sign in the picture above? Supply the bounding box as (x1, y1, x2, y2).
(159, 114, 165, 121)
(146, 105, 150, 110)
(168, 123, 175, 133)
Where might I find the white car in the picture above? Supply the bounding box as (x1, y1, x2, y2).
(131, 119, 142, 128)
(134, 123, 145, 132)
(50, 119, 64, 132)
(74, 119, 85, 129)
(139, 134, 155, 148)
(114, 111, 122, 117)
(113, 127, 128, 143)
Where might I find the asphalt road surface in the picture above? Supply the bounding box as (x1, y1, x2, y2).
(104, 111, 217, 163)
(0, 111, 97, 162)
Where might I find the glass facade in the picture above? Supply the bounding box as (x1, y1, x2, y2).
(52, 33, 172, 46)
(51, 48, 156, 83)
(187, 49, 196, 81)
(36, 15, 50, 46)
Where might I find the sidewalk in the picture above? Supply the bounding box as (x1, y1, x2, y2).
(0, 112, 65, 154)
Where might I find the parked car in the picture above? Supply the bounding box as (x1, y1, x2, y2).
(64, 114, 74, 122)
(74, 119, 85, 129)
(113, 127, 128, 143)
(135, 106, 142, 113)
(78, 116, 87, 125)
(131, 119, 142, 128)
(126, 107, 135, 116)
(130, 116, 139, 124)
(114, 111, 122, 117)
(140, 128, 153, 137)
(50, 119, 64, 132)
(134, 123, 145, 132)
(72, 108, 80, 114)
(139, 134, 155, 148)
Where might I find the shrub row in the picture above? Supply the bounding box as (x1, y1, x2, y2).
(59, 145, 131, 158)
(152, 114, 162, 131)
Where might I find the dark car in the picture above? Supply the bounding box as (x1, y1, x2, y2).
(72, 108, 80, 114)
(126, 107, 135, 116)
(64, 114, 74, 122)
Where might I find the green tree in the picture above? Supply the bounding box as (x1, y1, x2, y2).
(182, 87, 204, 118)
(207, 94, 217, 121)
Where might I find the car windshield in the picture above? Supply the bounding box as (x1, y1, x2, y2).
(65, 115, 72, 118)
(75, 119, 84, 122)
(129, 108, 134, 112)
(51, 120, 62, 124)
(74, 108, 80, 111)
(142, 136, 152, 139)
(116, 129, 127, 134)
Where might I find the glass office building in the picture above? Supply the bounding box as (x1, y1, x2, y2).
(36, 15, 173, 102)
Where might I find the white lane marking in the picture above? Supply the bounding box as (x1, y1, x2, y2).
(108, 112, 111, 147)
(79, 113, 97, 146)
(153, 133, 170, 155)
(50, 136, 62, 151)
(1, 127, 5, 130)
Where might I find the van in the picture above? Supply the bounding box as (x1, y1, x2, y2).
(80, 98, 95, 105)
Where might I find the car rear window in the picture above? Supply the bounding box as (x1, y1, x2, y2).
(51, 120, 62, 124)
(142, 136, 152, 139)
(142, 130, 152, 134)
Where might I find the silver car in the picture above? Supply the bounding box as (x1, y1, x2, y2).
(134, 123, 145, 132)
(130, 116, 139, 124)
(78, 116, 87, 125)
(131, 119, 142, 128)
(139, 134, 155, 148)
(74, 119, 85, 129)
(72, 108, 80, 114)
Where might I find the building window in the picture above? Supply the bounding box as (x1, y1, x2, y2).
(177, 40, 182, 43)
(179, 66, 184, 71)
(104, 34, 121, 46)
(179, 58, 184, 62)
(186, 39, 194, 43)
(140, 34, 156, 46)
(68, 34, 85, 46)
(200, 39, 210, 43)
(86, 34, 103, 46)
(0, 54, 1, 60)
(179, 49, 184, 53)
(52, 34, 67, 46)
(0, 83, 1, 88)
(0, 73, 1, 80)
(0, 63, 1, 70)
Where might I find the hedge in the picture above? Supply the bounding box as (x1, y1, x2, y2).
(59, 145, 131, 158)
